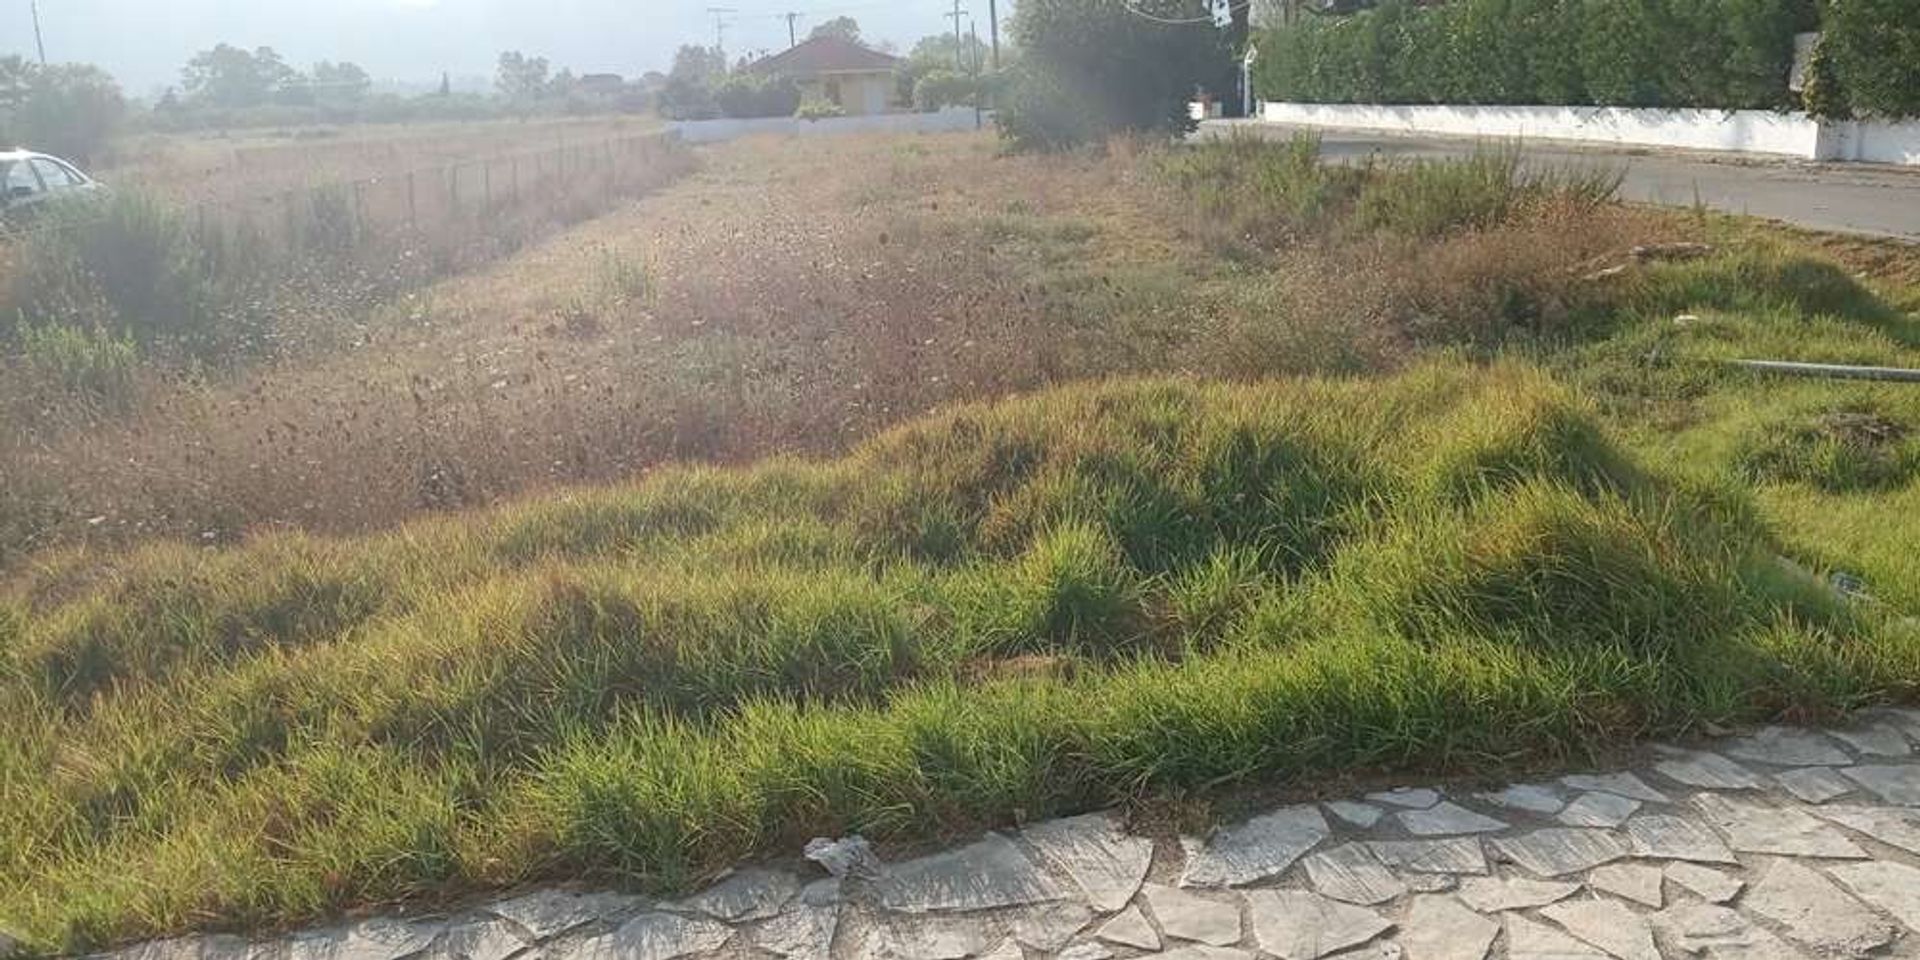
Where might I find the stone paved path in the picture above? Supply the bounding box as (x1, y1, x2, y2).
(93, 709, 1920, 960)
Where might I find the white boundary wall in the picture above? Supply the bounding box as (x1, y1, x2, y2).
(1258, 102, 1822, 158)
(1253, 101, 1920, 165)
(668, 107, 982, 144)
(1820, 118, 1920, 165)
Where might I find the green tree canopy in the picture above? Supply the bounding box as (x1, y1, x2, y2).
(310, 61, 372, 103)
(809, 16, 864, 43)
(182, 44, 298, 108)
(496, 51, 552, 99)
(0, 59, 127, 162)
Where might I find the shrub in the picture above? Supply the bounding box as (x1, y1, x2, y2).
(795, 98, 847, 121)
(3, 191, 236, 359)
(998, 0, 1226, 151)
(913, 69, 981, 111)
(713, 74, 802, 119)
(11, 321, 139, 410)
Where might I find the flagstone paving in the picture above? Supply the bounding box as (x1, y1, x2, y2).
(79, 713, 1920, 960)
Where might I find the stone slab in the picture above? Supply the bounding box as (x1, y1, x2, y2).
(1691, 794, 1868, 859)
(1744, 859, 1893, 956)
(1400, 895, 1495, 960)
(1623, 814, 1738, 864)
(1664, 863, 1744, 904)
(1478, 785, 1565, 816)
(1812, 803, 1920, 855)
(1023, 813, 1153, 912)
(1326, 801, 1385, 829)
(1652, 749, 1764, 790)
(1559, 773, 1669, 805)
(1143, 884, 1242, 947)
(1398, 803, 1508, 838)
(874, 833, 1065, 913)
(1369, 788, 1443, 809)
(1556, 793, 1640, 829)
(487, 891, 642, 940)
(1830, 724, 1912, 758)
(1841, 765, 1920, 806)
(1504, 914, 1607, 960)
(1773, 767, 1854, 804)
(572, 913, 731, 960)
(1652, 904, 1802, 960)
(753, 901, 840, 960)
(1304, 843, 1407, 906)
(1246, 890, 1391, 960)
(1723, 727, 1852, 767)
(1094, 906, 1160, 951)
(670, 868, 797, 922)
(1540, 898, 1659, 960)
(1589, 864, 1663, 908)
(1180, 805, 1330, 888)
(1456, 877, 1578, 913)
(1367, 838, 1488, 875)
(1012, 902, 1095, 953)
(1826, 861, 1920, 931)
(1491, 829, 1629, 877)
(430, 919, 529, 960)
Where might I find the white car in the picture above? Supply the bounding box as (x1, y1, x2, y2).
(0, 149, 102, 217)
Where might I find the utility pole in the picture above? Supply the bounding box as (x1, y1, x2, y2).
(706, 7, 737, 58)
(970, 19, 983, 129)
(987, 0, 1000, 70)
(30, 0, 47, 65)
(943, 1, 968, 71)
(784, 12, 802, 48)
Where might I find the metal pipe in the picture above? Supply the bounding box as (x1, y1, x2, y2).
(1726, 359, 1920, 383)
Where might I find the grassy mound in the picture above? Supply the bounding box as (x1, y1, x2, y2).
(0, 362, 1908, 951)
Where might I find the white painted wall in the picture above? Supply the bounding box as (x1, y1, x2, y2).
(667, 107, 983, 145)
(1820, 118, 1920, 165)
(1258, 102, 1825, 158)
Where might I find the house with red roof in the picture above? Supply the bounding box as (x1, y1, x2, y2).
(747, 35, 903, 116)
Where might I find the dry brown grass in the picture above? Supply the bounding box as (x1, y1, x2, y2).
(4, 131, 1690, 557)
(105, 116, 662, 206)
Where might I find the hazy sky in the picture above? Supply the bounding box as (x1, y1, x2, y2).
(6, 0, 1001, 97)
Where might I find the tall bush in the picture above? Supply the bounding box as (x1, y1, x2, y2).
(997, 0, 1226, 151)
(4, 192, 243, 360)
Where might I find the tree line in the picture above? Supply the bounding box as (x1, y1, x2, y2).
(0, 44, 653, 168)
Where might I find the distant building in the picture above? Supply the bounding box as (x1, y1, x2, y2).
(578, 73, 626, 96)
(747, 36, 902, 116)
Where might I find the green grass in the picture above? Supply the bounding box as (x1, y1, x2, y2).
(3, 361, 1913, 952)
(1559, 238, 1920, 613)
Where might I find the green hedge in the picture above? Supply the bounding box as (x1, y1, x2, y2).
(1255, 0, 1813, 110)
(1820, 0, 1920, 118)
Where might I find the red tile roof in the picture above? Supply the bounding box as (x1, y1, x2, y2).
(747, 35, 902, 77)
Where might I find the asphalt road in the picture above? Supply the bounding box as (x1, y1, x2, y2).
(1198, 119, 1920, 241)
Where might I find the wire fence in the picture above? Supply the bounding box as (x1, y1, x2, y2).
(0, 130, 684, 254)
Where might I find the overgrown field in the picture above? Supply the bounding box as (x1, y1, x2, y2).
(4, 131, 1920, 950)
